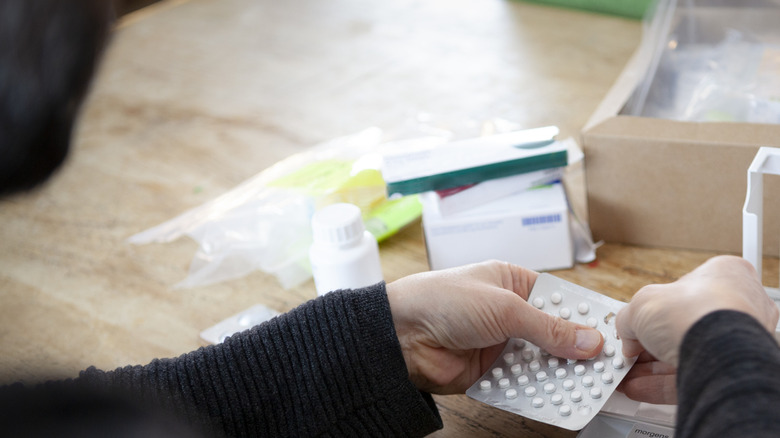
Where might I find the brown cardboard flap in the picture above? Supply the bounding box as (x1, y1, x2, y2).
(584, 115, 780, 254)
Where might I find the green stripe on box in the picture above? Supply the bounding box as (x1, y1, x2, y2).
(386, 150, 568, 197)
(518, 0, 654, 19)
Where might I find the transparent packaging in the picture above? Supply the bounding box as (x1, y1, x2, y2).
(624, 0, 780, 124)
(128, 128, 427, 289)
(127, 117, 551, 290)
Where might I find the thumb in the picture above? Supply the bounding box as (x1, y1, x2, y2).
(512, 302, 604, 359)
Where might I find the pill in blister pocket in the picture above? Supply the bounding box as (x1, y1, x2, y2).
(466, 274, 637, 431)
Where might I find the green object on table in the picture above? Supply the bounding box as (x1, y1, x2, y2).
(518, 0, 654, 19)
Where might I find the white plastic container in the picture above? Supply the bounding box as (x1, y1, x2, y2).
(309, 203, 383, 296)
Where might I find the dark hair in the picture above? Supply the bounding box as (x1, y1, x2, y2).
(0, 0, 113, 196)
(0, 381, 205, 438)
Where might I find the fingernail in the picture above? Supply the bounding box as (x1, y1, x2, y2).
(575, 329, 601, 352)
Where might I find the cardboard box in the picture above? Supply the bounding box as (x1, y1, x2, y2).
(582, 4, 780, 255)
(422, 183, 573, 271)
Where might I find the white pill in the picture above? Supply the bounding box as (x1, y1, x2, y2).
(601, 372, 614, 384)
(532, 397, 545, 408)
(555, 368, 568, 379)
(536, 371, 549, 382)
(551, 393, 564, 405)
(503, 352, 515, 364)
(237, 314, 254, 326)
(586, 317, 598, 328)
(522, 348, 535, 361)
(578, 405, 593, 416)
(515, 339, 527, 349)
(612, 357, 625, 370)
(479, 380, 491, 391)
(506, 388, 518, 399)
(574, 364, 586, 376)
(532, 297, 545, 308)
(578, 302, 590, 314)
(559, 405, 572, 416)
(498, 378, 510, 389)
(551, 292, 563, 304)
(571, 391, 583, 402)
(544, 382, 556, 393)
(517, 375, 530, 386)
(593, 361, 605, 373)
(559, 307, 572, 320)
(548, 357, 559, 368)
(524, 386, 537, 397)
(510, 364, 523, 375)
(590, 387, 603, 399)
(603, 344, 616, 357)
(582, 376, 594, 387)
(492, 367, 504, 378)
(563, 379, 575, 391)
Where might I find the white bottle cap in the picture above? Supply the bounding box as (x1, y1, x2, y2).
(311, 203, 365, 248)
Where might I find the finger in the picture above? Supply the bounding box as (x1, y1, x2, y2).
(509, 301, 603, 359)
(635, 351, 661, 363)
(618, 374, 677, 405)
(506, 263, 539, 301)
(479, 342, 510, 375)
(620, 338, 645, 359)
(615, 306, 644, 357)
(623, 360, 676, 379)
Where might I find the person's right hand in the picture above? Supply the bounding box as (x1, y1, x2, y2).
(616, 255, 779, 369)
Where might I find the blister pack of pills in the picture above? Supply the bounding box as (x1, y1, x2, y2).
(466, 273, 636, 431)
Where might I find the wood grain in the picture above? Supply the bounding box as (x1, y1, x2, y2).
(1, 0, 773, 436)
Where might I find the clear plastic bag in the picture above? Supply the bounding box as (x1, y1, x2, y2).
(129, 117, 597, 290)
(624, 0, 780, 124)
(128, 128, 426, 289)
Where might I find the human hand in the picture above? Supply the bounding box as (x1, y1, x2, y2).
(616, 255, 778, 370)
(386, 260, 604, 394)
(617, 352, 678, 404)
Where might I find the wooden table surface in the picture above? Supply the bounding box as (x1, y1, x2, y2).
(2, 0, 777, 436)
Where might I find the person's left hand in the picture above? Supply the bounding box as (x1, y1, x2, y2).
(386, 260, 604, 394)
(617, 352, 678, 405)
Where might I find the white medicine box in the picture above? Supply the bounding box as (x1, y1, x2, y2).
(421, 183, 573, 271)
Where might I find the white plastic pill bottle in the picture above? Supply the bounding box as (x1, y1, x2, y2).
(309, 202, 383, 296)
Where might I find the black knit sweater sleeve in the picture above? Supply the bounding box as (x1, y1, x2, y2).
(676, 310, 780, 438)
(76, 283, 443, 437)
